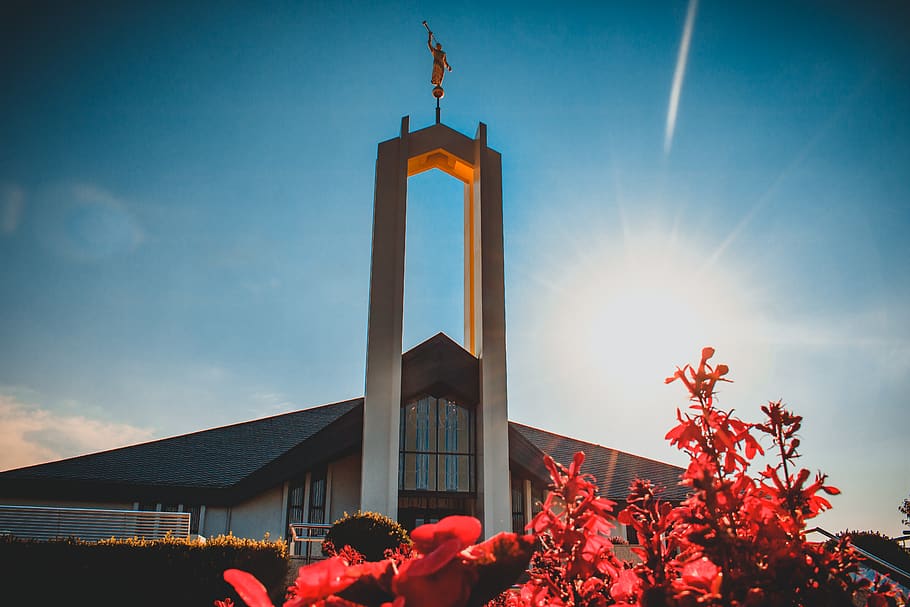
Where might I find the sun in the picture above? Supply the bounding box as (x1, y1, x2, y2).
(587, 270, 706, 373)
(544, 230, 747, 399)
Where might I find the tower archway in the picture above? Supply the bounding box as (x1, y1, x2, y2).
(360, 117, 510, 536)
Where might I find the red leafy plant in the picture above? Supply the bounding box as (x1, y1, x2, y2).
(222, 348, 907, 607)
(511, 451, 627, 607)
(493, 348, 904, 607)
(223, 515, 535, 607)
(612, 347, 906, 606)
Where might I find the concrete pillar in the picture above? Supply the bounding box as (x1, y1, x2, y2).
(472, 123, 511, 536)
(361, 117, 410, 517)
(360, 118, 510, 536)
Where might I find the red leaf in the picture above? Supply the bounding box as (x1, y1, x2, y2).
(569, 451, 585, 477)
(610, 568, 641, 603)
(286, 557, 357, 605)
(543, 454, 562, 485)
(400, 538, 462, 577)
(743, 434, 764, 459)
(393, 549, 476, 607)
(223, 569, 274, 607)
(410, 515, 481, 555)
(680, 556, 723, 594)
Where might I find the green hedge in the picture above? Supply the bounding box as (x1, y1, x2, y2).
(323, 511, 411, 561)
(1, 533, 288, 607)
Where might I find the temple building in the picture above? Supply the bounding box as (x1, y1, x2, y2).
(0, 117, 686, 544)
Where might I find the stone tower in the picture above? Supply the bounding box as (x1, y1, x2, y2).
(360, 117, 510, 536)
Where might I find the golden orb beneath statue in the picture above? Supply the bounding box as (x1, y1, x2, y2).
(432, 86, 445, 99)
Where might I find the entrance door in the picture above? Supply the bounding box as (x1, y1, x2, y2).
(398, 494, 475, 532)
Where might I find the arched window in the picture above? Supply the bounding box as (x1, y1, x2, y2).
(399, 396, 475, 493)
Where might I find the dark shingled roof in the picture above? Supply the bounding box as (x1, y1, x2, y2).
(511, 422, 688, 501)
(0, 398, 360, 489)
(0, 397, 687, 504)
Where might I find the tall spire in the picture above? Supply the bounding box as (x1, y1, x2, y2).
(361, 118, 511, 536)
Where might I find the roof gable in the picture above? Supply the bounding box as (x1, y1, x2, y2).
(401, 332, 479, 405)
(509, 422, 688, 501)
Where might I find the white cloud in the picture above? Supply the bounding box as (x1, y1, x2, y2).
(1, 183, 24, 235)
(747, 303, 910, 370)
(36, 183, 145, 262)
(0, 394, 154, 471)
(250, 391, 297, 417)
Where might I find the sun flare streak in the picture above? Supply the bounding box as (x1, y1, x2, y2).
(665, 0, 698, 155)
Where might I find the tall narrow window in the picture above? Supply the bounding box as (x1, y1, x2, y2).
(415, 399, 431, 489)
(443, 402, 459, 491)
(308, 467, 327, 524)
(400, 396, 474, 493)
(185, 505, 202, 535)
(287, 480, 305, 525)
(511, 476, 525, 533)
(531, 485, 546, 517)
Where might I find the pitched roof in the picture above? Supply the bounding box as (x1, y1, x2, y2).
(0, 398, 361, 503)
(0, 398, 687, 505)
(510, 422, 688, 501)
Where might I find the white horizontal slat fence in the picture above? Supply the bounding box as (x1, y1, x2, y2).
(0, 505, 190, 541)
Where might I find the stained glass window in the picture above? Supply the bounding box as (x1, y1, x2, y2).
(399, 396, 475, 493)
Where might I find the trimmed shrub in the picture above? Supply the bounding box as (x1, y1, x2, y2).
(0, 533, 288, 607)
(323, 511, 411, 561)
(847, 530, 910, 587)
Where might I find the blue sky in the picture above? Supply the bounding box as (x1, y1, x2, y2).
(1, 1, 908, 537)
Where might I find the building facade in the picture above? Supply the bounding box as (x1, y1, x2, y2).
(0, 118, 687, 543)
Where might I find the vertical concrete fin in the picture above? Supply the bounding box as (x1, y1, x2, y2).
(361, 119, 410, 519)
